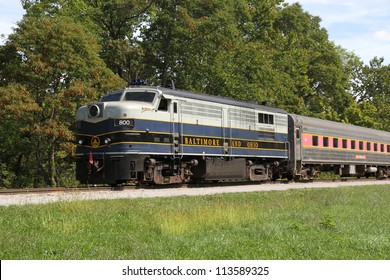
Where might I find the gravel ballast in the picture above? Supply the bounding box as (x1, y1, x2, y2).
(1, 180, 390, 207)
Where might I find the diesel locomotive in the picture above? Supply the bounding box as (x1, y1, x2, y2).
(75, 86, 390, 185)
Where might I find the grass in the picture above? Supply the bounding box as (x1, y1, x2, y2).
(1, 184, 390, 260)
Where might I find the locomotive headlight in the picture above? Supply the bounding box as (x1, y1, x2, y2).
(78, 139, 84, 145)
(104, 137, 112, 145)
(88, 104, 100, 118)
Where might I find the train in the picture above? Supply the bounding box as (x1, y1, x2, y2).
(75, 85, 390, 186)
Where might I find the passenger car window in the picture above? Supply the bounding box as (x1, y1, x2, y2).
(296, 129, 300, 139)
(323, 137, 329, 147)
(312, 136, 319, 146)
(333, 138, 338, 148)
(342, 139, 348, 149)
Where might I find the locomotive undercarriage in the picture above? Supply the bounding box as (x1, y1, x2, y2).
(144, 157, 284, 185)
(77, 152, 284, 186)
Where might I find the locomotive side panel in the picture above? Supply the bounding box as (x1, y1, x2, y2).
(166, 92, 289, 181)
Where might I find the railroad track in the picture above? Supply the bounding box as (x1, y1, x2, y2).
(1, 177, 388, 195)
(1, 178, 390, 207)
(0, 186, 111, 195)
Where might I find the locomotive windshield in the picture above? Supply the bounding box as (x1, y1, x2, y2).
(99, 90, 157, 103)
(125, 91, 156, 103)
(100, 90, 123, 102)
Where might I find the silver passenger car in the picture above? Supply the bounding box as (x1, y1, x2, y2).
(288, 114, 390, 179)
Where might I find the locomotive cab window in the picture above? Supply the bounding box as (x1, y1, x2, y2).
(158, 97, 169, 111)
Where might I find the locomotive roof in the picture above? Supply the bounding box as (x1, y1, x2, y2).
(129, 86, 287, 114)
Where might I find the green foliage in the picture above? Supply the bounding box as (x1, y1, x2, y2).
(0, 85, 40, 187)
(1, 185, 390, 259)
(319, 214, 337, 230)
(0, 163, 16, 188)
(350, 57, 390, 131)
(0, 15, 124, 187)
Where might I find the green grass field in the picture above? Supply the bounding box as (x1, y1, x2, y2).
(1, 185, 390, 260)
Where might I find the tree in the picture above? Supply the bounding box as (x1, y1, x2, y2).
(22, 0, 154, 84)
(0, 85, 40, 187)
(0, 15, 124, 187)
(351, 57, 390, 131)
(270, 3, 353, 119)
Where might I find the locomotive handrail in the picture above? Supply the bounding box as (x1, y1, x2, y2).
(286, 141, 290, 161)
(179, 104, 184, 159)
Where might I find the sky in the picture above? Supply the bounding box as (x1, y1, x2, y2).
(0, 0, 24, 42)
(0, 0, 389, 64)
(284, 0, 390, 64)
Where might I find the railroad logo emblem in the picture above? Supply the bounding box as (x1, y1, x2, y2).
(91, 136, 100, 148)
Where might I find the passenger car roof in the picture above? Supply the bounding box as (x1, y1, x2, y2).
(290, 114, 390, 142)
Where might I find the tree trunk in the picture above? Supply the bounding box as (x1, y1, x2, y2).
(48, 137, 57, 187)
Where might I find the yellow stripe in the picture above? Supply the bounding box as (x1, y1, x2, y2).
(76, 130, 172, 138)
(80, 141, 172, 149)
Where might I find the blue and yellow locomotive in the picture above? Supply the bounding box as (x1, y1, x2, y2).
(75, 86, 289, 185)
